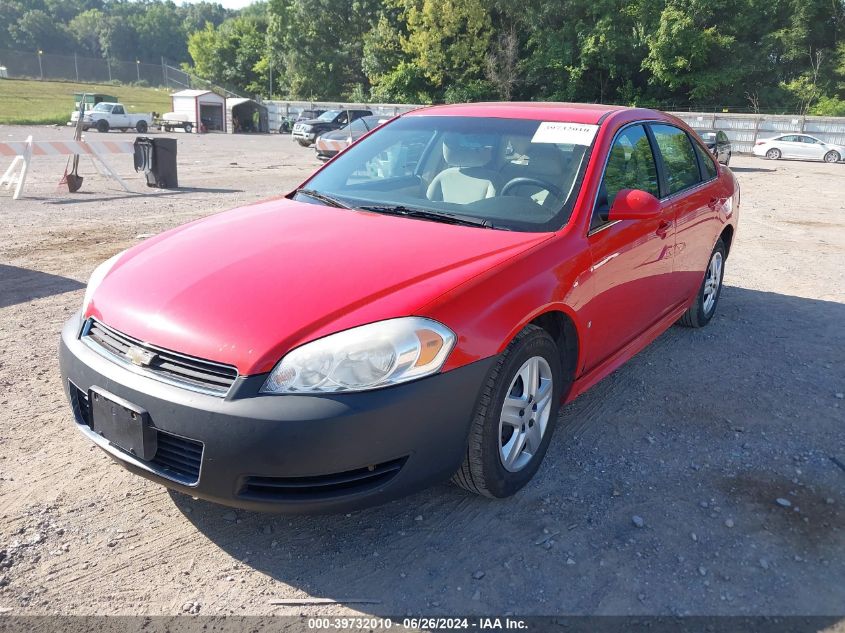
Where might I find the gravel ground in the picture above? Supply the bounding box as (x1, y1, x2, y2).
(0, 125, 843, 617)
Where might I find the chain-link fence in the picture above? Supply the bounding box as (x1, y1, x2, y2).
(0, 49, 168, 85)
(0, 48, 240, 98)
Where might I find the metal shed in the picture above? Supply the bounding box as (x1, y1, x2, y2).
(226, 98, 269, 134)
(170, 89, 226, 133)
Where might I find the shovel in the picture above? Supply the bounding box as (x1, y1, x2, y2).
(62, 94, 87, 192)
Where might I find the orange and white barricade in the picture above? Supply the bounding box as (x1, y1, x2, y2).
(0, 135, 135, 200)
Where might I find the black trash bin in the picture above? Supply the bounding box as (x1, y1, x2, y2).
(133, 137, 178, 189)
(150, 138, 178, 189)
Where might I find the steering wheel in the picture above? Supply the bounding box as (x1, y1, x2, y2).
(501, 177, 565, 201)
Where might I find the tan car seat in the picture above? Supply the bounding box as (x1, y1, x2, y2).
(426, 134, 498, 204)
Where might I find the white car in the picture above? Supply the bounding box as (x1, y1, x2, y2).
(72, 102, 153, 133)
(753, 134, 844, 163)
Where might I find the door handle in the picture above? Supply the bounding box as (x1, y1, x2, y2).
(656, 220, 671, 238)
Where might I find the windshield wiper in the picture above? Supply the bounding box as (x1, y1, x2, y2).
(357, 204, 495, 229)
(293, 188, 352, 209)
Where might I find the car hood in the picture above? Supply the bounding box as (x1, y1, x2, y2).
(87, 198, 551, 375)
(299, 118, 332, 127)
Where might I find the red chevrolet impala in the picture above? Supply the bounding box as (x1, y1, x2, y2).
(59, 103, 739, 512)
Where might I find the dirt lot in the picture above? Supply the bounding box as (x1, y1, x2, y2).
(0, 125, 843, 617)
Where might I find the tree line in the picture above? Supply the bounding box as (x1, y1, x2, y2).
(2, 0, 844, 115)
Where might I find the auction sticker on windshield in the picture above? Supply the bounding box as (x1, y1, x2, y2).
(531, 122, 599, 145)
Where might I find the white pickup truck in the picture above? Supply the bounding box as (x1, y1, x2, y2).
(71, 102, 153, 133)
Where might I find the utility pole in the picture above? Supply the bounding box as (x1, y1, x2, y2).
(74, 52, 79, 82)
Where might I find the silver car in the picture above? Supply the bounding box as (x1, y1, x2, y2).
(753, 134, 844, 163)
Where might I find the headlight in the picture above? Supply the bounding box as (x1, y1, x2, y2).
(261, 317, 456, 394)
(301, 124, 312, 131)
(81, 251, 125, 315)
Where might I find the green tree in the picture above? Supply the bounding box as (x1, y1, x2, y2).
(68, 8, 105, 56)
(397, 0, 492, 87)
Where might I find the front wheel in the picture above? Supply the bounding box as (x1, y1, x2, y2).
(678, 238, 726, 328)
(296, 139, 311, 147)
(184, 122, 193, 133)
(96, 119, 109, 133)
(766, 148, 781, 160)
(824, 150, 841, 163)
(452, 324, 563, 498)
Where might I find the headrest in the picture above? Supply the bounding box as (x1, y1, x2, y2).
(507, 135, 532, 156)
(523, 143, 566, 177)
(442, 133, 492, 168)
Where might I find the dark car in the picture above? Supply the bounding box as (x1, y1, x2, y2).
(694, 129, 731, 165)
(279, 109, 326, 134)
(314, 115, 389, 161)
(292, 109, 373, 146)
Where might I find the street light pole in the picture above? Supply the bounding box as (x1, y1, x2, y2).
(37, 50, 43, 80)
(136, 60, 140, 82)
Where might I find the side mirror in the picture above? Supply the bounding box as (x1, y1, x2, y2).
(608, 189, 661, 221)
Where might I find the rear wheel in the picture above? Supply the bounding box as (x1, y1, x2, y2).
(96, 119, 109, 133)
(184, 122, 193, 134)
(824, 150, 841, 163)
(164, 126, 172, 132)
(136, 121, 148, 133)
(766, 148, 781, 160)
(452, 325, 563, 498)
(678, 238, 726, 328)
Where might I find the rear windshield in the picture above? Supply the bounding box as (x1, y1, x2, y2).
(299, 115, 596, 232)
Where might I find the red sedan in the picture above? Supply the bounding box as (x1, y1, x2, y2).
(59, 102, 739, 512)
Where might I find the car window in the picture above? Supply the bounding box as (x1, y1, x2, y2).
(650, 124, 702, 195)
(300, 115, 593, 232)
(347, 118, 368, 133)
(317, 110, 340, 122)
(113, 105, 125, 115)
(93, 103, 111, 112)
(780, 135, 797, 142)
(695, 142, 718, 180)
(799, 136, 819, 144)
(592, 124, 659, 228)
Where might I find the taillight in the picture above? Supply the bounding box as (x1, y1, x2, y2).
(755, 140, 765, 145)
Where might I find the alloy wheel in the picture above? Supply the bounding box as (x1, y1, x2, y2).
(702, 250, 723, 315)
(498, 356, 554, 472)
(766, 149, 780, 160)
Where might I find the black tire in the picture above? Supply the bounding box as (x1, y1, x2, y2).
(452, 324, 564, 498)
(823, 150, 840, 163)
(296, 139, 311, 147)
(678, 238, 726, 328)
(96, 119, 109, 133)
(184, 123, 193, 134)
(164, 126, 172, 133)
(136, 121, 148, 133)
(766, 148, 781, 160)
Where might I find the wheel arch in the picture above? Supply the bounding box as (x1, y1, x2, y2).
(526, 309, 580, 392)
(719, 224, 735, 258)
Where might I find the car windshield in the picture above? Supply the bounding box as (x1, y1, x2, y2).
(696, 131, 716, 142)
(297, 115, 595, 232)
(92, 103, 111, 112)
(317, 110, 341, 121)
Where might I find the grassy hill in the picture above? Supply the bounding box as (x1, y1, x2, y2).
(0, 79, 173, 125)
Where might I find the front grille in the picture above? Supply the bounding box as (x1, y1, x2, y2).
(82, 319, 238, 396)
(68, 383, 202, 485)
(240, 457, 406, 502)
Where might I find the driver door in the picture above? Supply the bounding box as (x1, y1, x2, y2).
(580, 123, 677, 373)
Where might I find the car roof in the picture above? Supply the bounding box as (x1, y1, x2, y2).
(406, 101, 636, 124)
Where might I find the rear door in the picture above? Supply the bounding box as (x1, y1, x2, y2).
(778, 135, 802, 158)
(649, 123, 721, 304)
(581, 123, 676, 372)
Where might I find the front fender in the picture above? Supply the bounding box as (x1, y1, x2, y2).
(419, 233, 591, 376)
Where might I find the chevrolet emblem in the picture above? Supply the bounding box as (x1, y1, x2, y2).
(126, 346, 156, 367)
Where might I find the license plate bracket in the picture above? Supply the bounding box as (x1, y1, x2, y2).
(89, 388, 157, 461)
